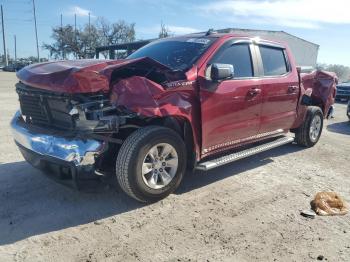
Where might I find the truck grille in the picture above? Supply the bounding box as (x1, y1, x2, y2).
(19, 94, 51, 125)
(17, 84, 75, 130)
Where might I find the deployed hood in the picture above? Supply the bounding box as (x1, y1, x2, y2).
(16, 57, 177, 94)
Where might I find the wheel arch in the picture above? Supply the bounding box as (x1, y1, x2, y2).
(292, 95, 326, 130)
(148, 116, 198, 170)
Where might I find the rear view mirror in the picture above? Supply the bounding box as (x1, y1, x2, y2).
(210, 63, 234, 81)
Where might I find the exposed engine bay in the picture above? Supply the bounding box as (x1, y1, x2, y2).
(16, 82, 137, 135)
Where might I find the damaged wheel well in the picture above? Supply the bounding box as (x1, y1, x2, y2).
(148, 116, 196, 170)
(300, 94, 327, 115)
(107, 115, 197, 170)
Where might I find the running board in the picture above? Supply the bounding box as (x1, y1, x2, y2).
(196, 136, 294, 171)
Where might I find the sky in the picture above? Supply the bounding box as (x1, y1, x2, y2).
(0, 0, 350, 66)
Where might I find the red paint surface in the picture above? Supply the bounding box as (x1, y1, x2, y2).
(16, 57, 171, 94)
(258, 47, 300, 133)
(301, 70, 337, 115)
(197, 37, 300, 156)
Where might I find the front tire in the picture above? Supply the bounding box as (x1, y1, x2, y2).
(116, 126, 187, 203)
(295, 106, 323, 147)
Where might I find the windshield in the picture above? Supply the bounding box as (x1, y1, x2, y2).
(128, 37, 216, 71)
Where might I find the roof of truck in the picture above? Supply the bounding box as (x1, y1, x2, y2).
(163, 32, 287, 48)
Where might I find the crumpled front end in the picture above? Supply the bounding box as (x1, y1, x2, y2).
(12, 56, 202, 186)
(11, 111, 107, 188)
(109, 68, 201, 159)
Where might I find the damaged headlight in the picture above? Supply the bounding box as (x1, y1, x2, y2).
(68, 98, 127, 133)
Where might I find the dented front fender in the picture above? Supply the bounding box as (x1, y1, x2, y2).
(110, 76, 201, 159)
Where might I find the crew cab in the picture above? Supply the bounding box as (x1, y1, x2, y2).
(11, 32, 337, 202)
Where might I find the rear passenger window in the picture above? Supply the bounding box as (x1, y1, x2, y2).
(211, 44, 253, 78)
(259, 46, 288, 76)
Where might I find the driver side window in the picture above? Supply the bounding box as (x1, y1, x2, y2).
(211, 44, 253, 78)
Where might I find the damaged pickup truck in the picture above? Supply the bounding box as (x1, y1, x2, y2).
(11, 32, 337, 202)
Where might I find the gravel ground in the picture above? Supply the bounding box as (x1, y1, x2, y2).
(0, 71, 349, 262)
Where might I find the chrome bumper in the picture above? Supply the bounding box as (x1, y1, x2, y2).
(10, 111, 105, 168)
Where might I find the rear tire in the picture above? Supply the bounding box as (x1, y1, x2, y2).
(295, 106, 323, 147)
(116, 126, 187, 203)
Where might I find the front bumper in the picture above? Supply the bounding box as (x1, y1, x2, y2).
(11, 111, 107, 187)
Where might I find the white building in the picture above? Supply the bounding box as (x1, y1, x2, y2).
(217, 28, 319, 68)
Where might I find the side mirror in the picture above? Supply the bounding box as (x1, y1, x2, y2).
(209, 63, 234, 81)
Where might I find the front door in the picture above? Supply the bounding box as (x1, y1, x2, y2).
(199, 42, 262, 156)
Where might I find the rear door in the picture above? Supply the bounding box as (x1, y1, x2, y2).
(200, 41, 262, 155)
(255, 44, 300, 133)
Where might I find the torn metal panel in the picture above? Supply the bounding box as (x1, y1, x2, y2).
(110, 75, 201, 158)
(301, 70, 337, 115)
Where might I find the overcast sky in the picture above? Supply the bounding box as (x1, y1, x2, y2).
(1, 0, 350, 66)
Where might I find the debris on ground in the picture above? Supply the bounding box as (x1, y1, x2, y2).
(311, 192, 348, 216)
(300, 209, 316, 219)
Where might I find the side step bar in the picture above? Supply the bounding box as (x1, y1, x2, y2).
(196, 136, 294, 171)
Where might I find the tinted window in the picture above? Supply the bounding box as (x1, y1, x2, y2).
(259, 46, 288, 76)
(211, 44, 253, 78)
(128, 38, 215, 70)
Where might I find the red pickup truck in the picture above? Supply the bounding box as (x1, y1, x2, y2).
(11, 32, 337, 202)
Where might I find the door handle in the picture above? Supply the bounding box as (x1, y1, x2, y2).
(248, 88, 261, 97)
(288, 85, 298, 93)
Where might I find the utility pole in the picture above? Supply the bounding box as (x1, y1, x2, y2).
(88, 12, 91, 57)
(74, 13, 77, 59)
(60, 14, 64, 59)
(32, 0, 40, 62)
(88, 12, 91, 35)
(1, 5, 8, 66)
(14, 35, 16, 63)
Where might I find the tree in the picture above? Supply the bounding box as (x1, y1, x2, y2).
(95, 18, 135, 58)
(317, 63, 350, 82)
(72, 24, 100, 59)
(159, 22, 170, 38)
(43, 18, 136, 60)
(43, 25, 75, 59)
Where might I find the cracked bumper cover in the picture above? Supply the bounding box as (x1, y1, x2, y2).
(10, 111, 106, 170)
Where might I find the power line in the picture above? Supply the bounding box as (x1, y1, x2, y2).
(6, 18, 32, 22)
(0, 0, 31, 3)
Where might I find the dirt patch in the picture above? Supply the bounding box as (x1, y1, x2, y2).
(0, 72, 349, 261)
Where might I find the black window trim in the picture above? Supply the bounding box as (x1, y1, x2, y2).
(255, 44, 292, 78)
(207, 39, 260, 80)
